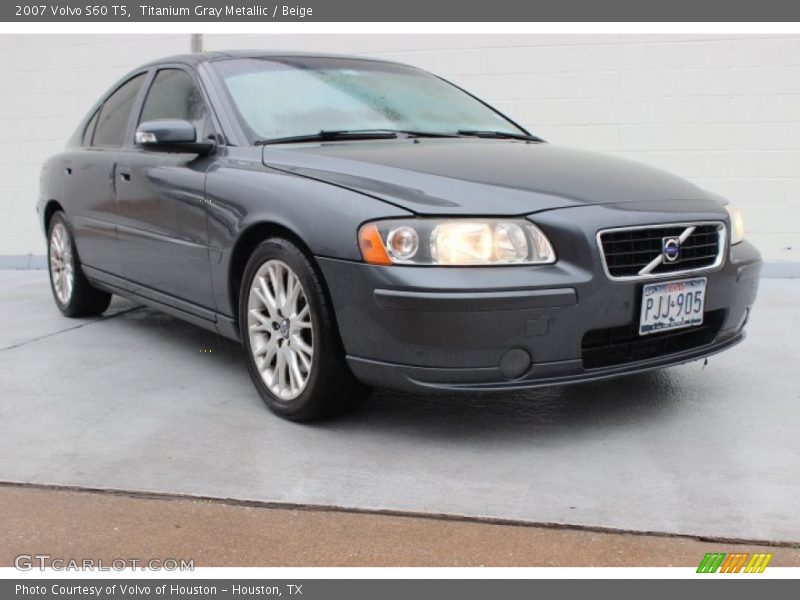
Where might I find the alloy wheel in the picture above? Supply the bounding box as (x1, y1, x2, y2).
(49, 222, 74, 305)
(247, 259, 314, 401)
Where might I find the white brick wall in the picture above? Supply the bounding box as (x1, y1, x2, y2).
(2, 34, 798, 263)
(0, 34, 190, 256)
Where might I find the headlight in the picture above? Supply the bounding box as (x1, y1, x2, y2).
(358, 219, 556, 266)
(725, 205, 745, 245)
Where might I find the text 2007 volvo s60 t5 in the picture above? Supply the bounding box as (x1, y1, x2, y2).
(38, 51, 762, 421)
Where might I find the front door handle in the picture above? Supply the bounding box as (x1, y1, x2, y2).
(120, 171, 131, 182)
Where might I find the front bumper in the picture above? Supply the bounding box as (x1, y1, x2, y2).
(318, 203, 762, 393)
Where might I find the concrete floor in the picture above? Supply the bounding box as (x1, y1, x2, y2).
(0, 271, 798, 544)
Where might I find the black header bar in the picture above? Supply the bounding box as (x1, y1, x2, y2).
(3, 0, 800, 22)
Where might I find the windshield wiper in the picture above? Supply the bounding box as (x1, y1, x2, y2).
(457, 130, 544, 142)
(255, 129, 400, 145)
(255, 129, 465, 145)
(392, 130, 461, 138)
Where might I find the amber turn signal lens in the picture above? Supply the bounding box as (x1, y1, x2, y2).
(358, 223, 392, 265)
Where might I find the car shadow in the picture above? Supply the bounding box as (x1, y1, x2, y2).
(111, 306, 692, 444)
(330, 369, 687, 444)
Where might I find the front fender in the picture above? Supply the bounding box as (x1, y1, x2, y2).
(205, 152, 411, 318)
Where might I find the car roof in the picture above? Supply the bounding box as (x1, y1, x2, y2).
(141, 50, 403, 68)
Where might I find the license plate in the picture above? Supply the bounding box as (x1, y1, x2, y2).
(639, 277, 706, 335)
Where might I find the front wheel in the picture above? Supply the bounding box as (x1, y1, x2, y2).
(47, 212, 112, 317)
(239, 238, 371, 421)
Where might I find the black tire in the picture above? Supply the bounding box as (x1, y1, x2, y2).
(47, 211, 112, 318)
(239, 237, 371, 421)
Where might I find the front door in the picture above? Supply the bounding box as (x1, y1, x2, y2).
(114, 67, 216, 310)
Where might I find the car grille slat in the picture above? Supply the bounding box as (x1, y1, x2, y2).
(598, 222, 725, 279)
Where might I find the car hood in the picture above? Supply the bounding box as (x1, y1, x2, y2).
(261, 139, 714, 215)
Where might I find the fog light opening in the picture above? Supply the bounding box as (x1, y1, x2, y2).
(499, 348, 532, 380)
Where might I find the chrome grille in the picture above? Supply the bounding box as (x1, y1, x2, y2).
(598, 222, 726, 280)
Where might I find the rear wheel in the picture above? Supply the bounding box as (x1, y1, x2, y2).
(239, 238, 371, 421)
(47, 212, 112, 317)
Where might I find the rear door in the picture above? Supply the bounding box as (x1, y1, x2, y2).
(64, 73, 147, 276)
(114, 67, 217, 310)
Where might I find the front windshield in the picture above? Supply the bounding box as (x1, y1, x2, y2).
(212, 57, 526, 143)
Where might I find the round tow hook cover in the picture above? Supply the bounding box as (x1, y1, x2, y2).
(498, 348, 532, 380)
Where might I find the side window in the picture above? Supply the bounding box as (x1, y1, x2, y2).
(139, 69, 210, 142)
(92, 73, 146, 147)
(82, 109, 100, 147)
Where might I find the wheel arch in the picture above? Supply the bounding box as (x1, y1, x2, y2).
(228, 220, 327, 332)
(43, 199, 65, 233)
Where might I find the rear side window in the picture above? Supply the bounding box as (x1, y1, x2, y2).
(139, 69, 209, 142)
(82, 109, 100, 147)
(92, 73, 146, 147)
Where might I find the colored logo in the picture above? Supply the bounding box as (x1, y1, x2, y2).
(662, 236, 681, 262)
(697, 552, 772, 573)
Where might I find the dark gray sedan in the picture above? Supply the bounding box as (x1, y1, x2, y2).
(38, 51, 762, 421)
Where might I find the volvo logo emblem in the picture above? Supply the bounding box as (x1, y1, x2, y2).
(279, 318, 291, 338)
(662, 236, 681, 262)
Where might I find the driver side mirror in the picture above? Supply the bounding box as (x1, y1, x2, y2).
(134, 119, 215, 156)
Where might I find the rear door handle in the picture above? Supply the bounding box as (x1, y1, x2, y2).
(64, 167, 72, 175)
